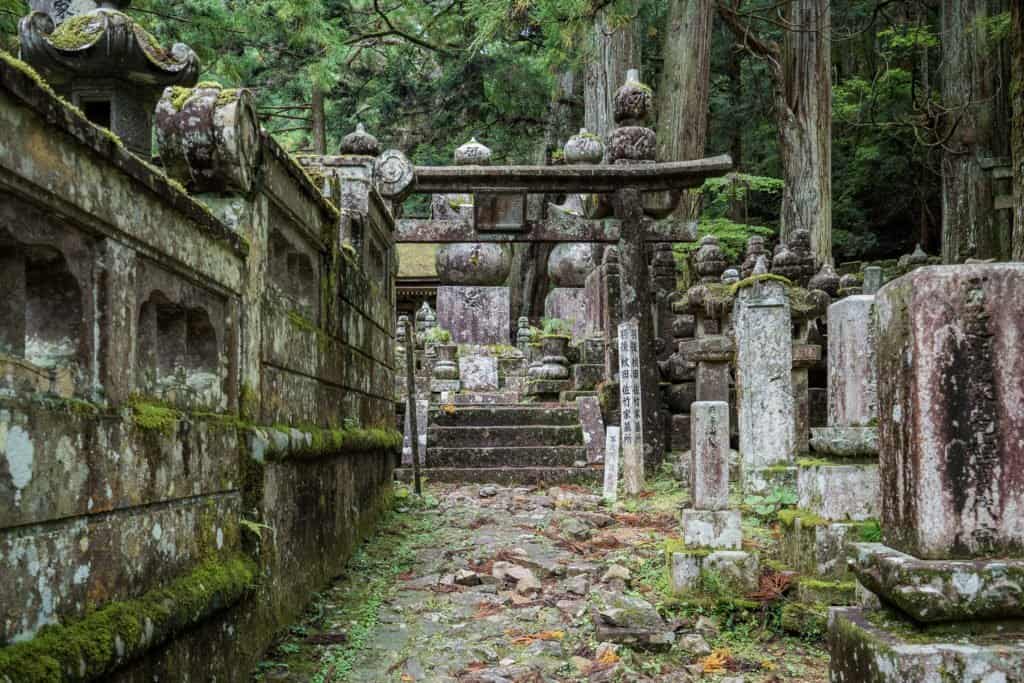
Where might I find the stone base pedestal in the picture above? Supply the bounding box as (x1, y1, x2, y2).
(682, 509, 742, 550)
(809, 426, 878, 457)
(828, 607, 1024, 683)
(797, 459, 879, 521)
(572, 364, 603, 391)
(430, 379, 461, 394)
(668, 549, 759, 594)
(743, 465, 797, 494)
(544, 287, 587, 339)
(458, 352, 499, 391)
(666, 413, 690, 452)
(779, 511, 873, 579)
(523, 378, 571, 400)
(437, 286, 511, 344)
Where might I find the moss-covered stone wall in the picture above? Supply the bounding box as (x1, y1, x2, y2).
(0, 53, 398, 681)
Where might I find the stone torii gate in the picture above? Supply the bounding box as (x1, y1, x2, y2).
(380, 74, 732, 494)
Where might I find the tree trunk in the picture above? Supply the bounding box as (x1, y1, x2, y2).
(939, 0, 1001, 263)
(726, 42, 744, 171)
(311, 86, 326, 154)
(585, 6, 641, 139)
(656, 0, 713, 221)
(779, 0, 832, 264)
(1013, 0, 1024, 261)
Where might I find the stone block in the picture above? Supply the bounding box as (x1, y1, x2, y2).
(523, 378, 571, 398)
(875, 264, 1024, 559)
(690, 401, 730, 510)
(667, 413, 690, 452)
(682, 509, 742, 549)
(572, 363, 603, 391)
(581, 337, 605, 365)
(798, 459, 879, 521)
(430, 379, 461, 394)
(577, 396, 605, 463)
(662, 381, 696, 413)
(437, 286, 510, 345)
(848, 543, 1024, 622)
(809, 388, 828, 427)
(828, 295, 877, 427)
(796, 578, 857, 605)
(779, 511, 869, 579)
(703, 550, 759, 593)
(458, 354, 499, 391)
(808, 426, 878, 457)
(742, 465, 796, 494)
(544, 287, 587, 340)
(668, 549, 758, 595)
(829, 607, 1024, 683)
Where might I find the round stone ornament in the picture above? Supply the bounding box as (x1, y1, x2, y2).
(374, 148, 414, 200)
(564, 128, 604, 164)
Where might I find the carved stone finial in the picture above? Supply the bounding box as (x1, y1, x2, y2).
(607, 68, 657, 164)
(741, 236, 766, 279)
(613, 68, 653, 126)
(753, 255, 769, 276)
(771, 229, 816, 286)
(340, 122, 380, 156)
(906, 243, 928, 266)
(694, 235, 728, 283)
(721, 268, 740, 285)
(563, 128, 604, 164)
(838, 272, 862, 296)
(808, 262, 841, 296)
(454, 137, 492, 165)
(396, 314, 410, 343)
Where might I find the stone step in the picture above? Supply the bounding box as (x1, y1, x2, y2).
(447, 392, 521, 405)
(427, 425, 583, 448)
(428, 405, 580, 427)
(395, 466, 601, 486)
(426, 445, 587, 467)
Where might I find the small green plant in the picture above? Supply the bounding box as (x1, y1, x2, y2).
(743, 487, 798, 517)
(540, 317, 571, 337)
(423, 327, 452, 344)
(859, 520, 883, 542)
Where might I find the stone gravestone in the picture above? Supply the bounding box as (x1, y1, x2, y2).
(734, 278, 794, 492)
(603, 427, 621, 502)
(458, 353, 499, 391)
(437, 287, 510, 345)
(617, 320, 644, 494)
(829, 264, 1024, 681)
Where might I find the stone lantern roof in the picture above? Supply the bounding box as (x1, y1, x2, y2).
(19, 0, 199, 155)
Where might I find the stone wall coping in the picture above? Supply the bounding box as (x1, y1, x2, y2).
(261, 130, 340, 226)
(0, 50, 247, 256)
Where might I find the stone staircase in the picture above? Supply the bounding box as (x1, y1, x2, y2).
(398, 403, 602, 485)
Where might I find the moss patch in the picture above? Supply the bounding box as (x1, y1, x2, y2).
(263, 424, 402, 462)
(47, 13, 105, 50)
(0, 554, 256, 682)
(130, 399, 182, 435)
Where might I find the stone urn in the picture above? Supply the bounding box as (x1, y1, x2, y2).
(563, 128, 604, 164)
(435, 242, 511, 286)
(432, 344, 459, 380)
(528, 336, 570, 380)
(547, 242, 600, 288)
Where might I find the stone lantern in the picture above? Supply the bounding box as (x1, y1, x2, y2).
(20, 0, 199, 156)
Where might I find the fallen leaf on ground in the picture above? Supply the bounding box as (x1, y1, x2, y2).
(700, 648, 733, 673)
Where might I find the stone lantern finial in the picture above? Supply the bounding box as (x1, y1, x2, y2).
(607, 68, 656, 164)
(454, 137, 492, 165)
(694, 235, 728, 284)
(340, 122, 380, 156)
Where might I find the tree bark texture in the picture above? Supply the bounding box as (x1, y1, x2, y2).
(656, 0, 714, 221)
(1012, 0, 1023, 261)
(779, 0, 832, 264)
(311, 86, 326, 155)
(939, 0, 1006, 262)
(585, 6, 641, 139)
(718, 0, 832, 265)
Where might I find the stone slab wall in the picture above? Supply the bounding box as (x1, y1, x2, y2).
(0, 56, 397, 679)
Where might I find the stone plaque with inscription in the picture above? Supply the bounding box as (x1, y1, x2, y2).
(437, 286, 511, 345)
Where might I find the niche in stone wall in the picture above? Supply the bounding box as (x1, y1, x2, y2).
(268, 217, 318, 317)
(136, 291, 221, 406)
(0, 236, 84, 397)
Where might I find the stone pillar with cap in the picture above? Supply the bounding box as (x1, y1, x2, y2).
(734, 257, 795, 492)
(434, 139, 513, 345)
(670, 400, 759, 594)
(829, 263, 1024, 681)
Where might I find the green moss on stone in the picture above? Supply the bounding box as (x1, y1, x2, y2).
(0, 554, 256, 682)
(215, 89, 240, 108)
(169, 86, 193, 111)
(47, 14, 104, 50)
(130, 399, 181, 435)
(727, 273, 794, 295)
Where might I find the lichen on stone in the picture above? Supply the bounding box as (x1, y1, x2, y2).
(46, 14, 105, 50)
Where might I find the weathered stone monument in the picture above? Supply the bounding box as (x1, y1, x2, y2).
(734, 259, 795, 492)
(829, 263, 1024, 681)
(669, 401, 758, 594)
(435, 139, 512, 345)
